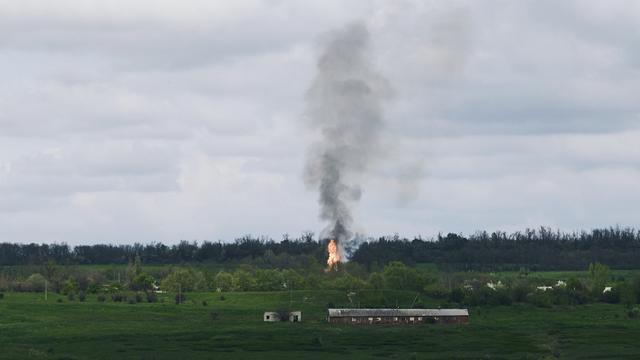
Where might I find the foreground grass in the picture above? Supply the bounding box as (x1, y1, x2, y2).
(0, 291, 639, 359)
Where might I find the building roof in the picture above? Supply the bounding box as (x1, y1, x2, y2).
(327, 308, 469, 317)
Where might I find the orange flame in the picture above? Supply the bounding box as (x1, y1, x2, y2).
(326, 239, 341, 271)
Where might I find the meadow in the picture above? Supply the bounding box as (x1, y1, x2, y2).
(1, 289, 639, 359)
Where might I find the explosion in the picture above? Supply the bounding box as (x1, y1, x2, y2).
(326, 239, 341, 271)
(303, 23, 390, 272)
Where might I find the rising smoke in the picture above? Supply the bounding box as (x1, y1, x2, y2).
(304, 23, 391, 248)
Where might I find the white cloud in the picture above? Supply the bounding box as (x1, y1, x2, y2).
(0, 0, 638, 243)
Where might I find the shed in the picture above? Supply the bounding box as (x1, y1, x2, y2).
(327, 308, 469, 325)
(263, 311, 302, 322)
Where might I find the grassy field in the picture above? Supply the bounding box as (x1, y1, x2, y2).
(1, 290, 639, 359)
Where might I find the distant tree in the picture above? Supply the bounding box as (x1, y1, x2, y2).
(255, 269, 285, 291)
(161, 268, 207, 292)
(588, 262, 610, 293)
(126, 255, 143, 285)
(382, 262, 424, 291)
(131, 273, 154, 292)
(24, 273, 46, 292)
(213, 272, 235, 292)
(367, 272, 384, 290)
(61, 278, 78, 295)
(232, 270, 256, 291)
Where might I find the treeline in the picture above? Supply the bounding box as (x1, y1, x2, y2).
(352, 227, 640, 271)
(1, 227, 640, 271)
(0, 234, 324, 266)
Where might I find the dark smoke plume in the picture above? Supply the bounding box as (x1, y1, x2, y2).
(304, 23, 391, 246)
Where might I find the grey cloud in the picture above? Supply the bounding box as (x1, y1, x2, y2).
(0, 0, 638, 243)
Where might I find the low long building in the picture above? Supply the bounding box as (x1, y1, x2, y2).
(327, 308, 469, 325)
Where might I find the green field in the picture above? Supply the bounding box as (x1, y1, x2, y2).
(1, 290, 639, 359)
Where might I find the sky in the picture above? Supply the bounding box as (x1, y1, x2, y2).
(0, 0, 639, 244)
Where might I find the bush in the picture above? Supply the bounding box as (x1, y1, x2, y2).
(175, 293, 186, 304)
(61, 278, 79, 296)
(510, 281, 533, 303)
(210, 311, 219, 321)
(0, 292, 4, 299)
(128, 298, 137, 304)
(146, 292, 158, 303)
(568, 289, 589, 305)
(219, 295, 226, 301)
(601, 288, 621, 304)
(78, 291, 86, 302)
(111, 293, 127, 302)
(97, 294, 106, 302)
(449, 288, 465, 303)
(628, 307, 640, 319)
(57, 298, 63, 303)
(67, 293, 75, 301)
(202, 300, 208, 307)
(527, 291, 552, 308)
(135, 293, 143, 303)
(24, 273, 47, 292)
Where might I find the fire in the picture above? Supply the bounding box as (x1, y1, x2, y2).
(326, 239, 341, 271)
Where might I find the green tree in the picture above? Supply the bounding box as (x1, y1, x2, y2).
(232, 270, 256, 291)
(368, 272, 384, 290)
(255, 269, 284, 291)
(332, 274, 367, 291)
(126, 255, 143, 285)
(281, 269, 305, 290)
(588, 262, 610, 293)
(61, 278, 79, 295)
(214, 272, 235, 292)
(131, 273, 155, 292)
(161, 268, 207, 292)
(24, 273, 46, 292)
(382, 262, 424, 291)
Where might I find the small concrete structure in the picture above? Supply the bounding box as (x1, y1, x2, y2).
(328, 308, 469, 325)
(263, 311, 302, 322)
(263, 312, 280, 322)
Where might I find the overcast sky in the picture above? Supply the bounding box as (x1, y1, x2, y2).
(1, 0, 639, 244)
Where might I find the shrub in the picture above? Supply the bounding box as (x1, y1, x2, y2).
(202, 300, 208, 307)
(568, 289, 589, 305)
(128, 298, 137, 304)
(97, 294, 106, 302)
(135, 293, 143, 303)
(56, 298, 63, 303)
(61, 278, 79, 296)
(111, 293, 127, 302)
(24, 273, 46, 292)
(78, 291, 86, 302)
(162, 268, 208, 292)
(449, 288, 465, 303)
(628, 307, 640, 319)
(175, 293, 186, 304)
(0, 292, 4, 299)
(424, 284, 448, 299)
(210, 311, 219, 321)
(146, 292, 158, 303)
(510, 281, 533, 303)
(219, 295, 226, 301)
(67, 293, 75, 301)
(601, 288, 621, 304)
(527, 291, 552, 308)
